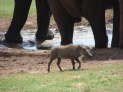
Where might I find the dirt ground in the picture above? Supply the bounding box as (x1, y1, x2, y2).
(0, 10, 123, 76)
(0, 48, 123, 76)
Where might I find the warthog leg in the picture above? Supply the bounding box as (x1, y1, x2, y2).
(48, 58, 54, 72)
(75, 58, 81, 69)
(71, 58, 75, 70)
(57, 58, 63, 71)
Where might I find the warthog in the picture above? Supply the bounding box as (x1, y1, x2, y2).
(48, 44, 93, 72)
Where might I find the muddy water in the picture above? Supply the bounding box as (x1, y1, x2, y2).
(0, 25, 113, 50)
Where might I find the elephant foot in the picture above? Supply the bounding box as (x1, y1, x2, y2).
(111, 44, 119, 48)
(36, 40, 53, 49)
(95, 47, 107, 49)
(61, 39, 73, 45)
(95, 45, 107, 48)
(4, 33, 23, 43)
(35, 30, 54, 49)
(36, 30, 54, 41)
(95, 39, 108, 48)
(119, 43, 123, 48)
(61, 42, 73, 45)
(111, 39, 120, 48)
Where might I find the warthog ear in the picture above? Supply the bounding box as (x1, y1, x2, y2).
(77, 45, 82, 49)
(77, 45, 84, 52)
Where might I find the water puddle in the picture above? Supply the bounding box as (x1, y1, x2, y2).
(0, 25, 113, 50)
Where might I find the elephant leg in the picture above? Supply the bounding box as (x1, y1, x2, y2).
(87, 10, 108, 48)
(35, 0, 54, 41)
(59, 18, 74, 45)
(119, 0, 123, 48)
(5, 0, 32, 43)
(48, 0, 75, 45)
(111, 2, 120, 48)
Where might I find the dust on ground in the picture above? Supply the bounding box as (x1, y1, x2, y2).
(0, 9, 123, 76)
(0, 48, 123, 76)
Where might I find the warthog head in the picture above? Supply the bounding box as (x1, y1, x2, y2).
(78, 45, 93, 57)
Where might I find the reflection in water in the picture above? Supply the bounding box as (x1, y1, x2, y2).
(0, 25, 112, 50)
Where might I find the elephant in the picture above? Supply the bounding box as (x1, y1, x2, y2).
(48, 0, 120, 48)
(119, 0, 123, 48)
(4, 0, 54, 44)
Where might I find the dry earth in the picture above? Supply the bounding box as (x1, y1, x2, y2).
(0, 10, 123, 76)
(0, 48, 123, 76)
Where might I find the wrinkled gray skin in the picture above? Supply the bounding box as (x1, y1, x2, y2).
(48, 44, 92, 72)
(48, 0, 120, 48)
